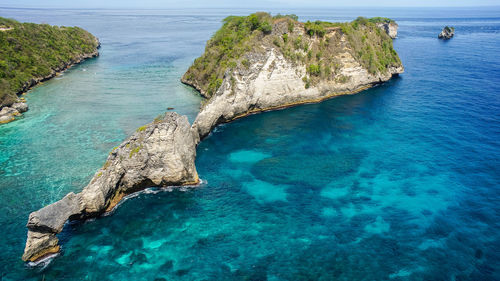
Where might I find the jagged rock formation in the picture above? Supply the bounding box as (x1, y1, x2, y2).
(22, 112, 199, 262)
(0, 17, 100, 124)
(183, 13, 403, 138)
(438, 26, 455, 39)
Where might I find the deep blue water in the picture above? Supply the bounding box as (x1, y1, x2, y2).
(0, 7, 499, 281)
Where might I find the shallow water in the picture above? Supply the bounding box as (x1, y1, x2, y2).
(0, 7, 499, 281)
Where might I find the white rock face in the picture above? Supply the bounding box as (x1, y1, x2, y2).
(23, 112, 199, 262)
(192, 46, 403, 139)
(376, 22, 398, 39)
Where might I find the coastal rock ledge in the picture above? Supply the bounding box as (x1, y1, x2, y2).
(22, 112, 199, 262)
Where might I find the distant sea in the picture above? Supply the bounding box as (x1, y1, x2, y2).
(0, 7, 499, 280)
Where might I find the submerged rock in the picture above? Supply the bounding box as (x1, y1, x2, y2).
(438, 26, 455, 39)
(22, 112, 199, 262)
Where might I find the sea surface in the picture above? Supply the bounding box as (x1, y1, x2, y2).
(0, 7, 499, 281)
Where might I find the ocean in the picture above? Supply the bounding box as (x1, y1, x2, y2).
(0, 6, 499, 280)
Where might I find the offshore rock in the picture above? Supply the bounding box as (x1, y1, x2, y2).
(22, 112, 199, 262)
(438, 26, 455, 39)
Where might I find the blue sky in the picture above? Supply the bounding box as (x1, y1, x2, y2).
(1, 0, 498, 9)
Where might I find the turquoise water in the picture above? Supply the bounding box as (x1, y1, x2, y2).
(0, 7, 499, 280)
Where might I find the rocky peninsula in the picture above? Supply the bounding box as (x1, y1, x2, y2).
(0, 17, 100, 124)
(22, 13, 403, 263)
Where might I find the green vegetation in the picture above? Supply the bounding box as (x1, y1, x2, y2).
(307, 64, 321, 76)
(366, 17, 395, 24)
(0, 17, 99, 108)
(304, 21, 327, 37)
(272, 14, 299, 21)
(339, 17, 401, 74)
(129, 145, 143, 158)
(182, 12, 273, 97)
(184, 13, 401, 97)
(136, 125, 147, 132)
(444, 26, 455, 32)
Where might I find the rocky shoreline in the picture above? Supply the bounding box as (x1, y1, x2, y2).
(0, 39, 100, 125)
(22, 16, 403, 263)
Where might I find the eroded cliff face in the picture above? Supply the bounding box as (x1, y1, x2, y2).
(187, 16, 403, 138)
(22, 112, 199, 262)
(376, 22, 398, 39)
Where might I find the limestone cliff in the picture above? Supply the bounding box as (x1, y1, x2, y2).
(182, 13, 403, 138)
(376, 21, 398, 39)
(22, 112, 199, 262)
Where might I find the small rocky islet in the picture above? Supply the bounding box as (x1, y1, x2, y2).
(22, 13, 404, 263)
(439, 26, 455, 39)
(0, 17, 100, 124)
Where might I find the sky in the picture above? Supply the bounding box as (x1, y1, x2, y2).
(1, 0, 498, 9)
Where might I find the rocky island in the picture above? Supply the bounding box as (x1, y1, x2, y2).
(22, 13, 403, 263)
(183, 14, 403, 138)
(438, 26, 455, 39)
(0, 17, 100, 124)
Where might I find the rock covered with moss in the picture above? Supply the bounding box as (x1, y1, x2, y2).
(438, 26, 455, 39)
(22, 112, 199, 262)
(182, 13, 403, 138)
(0, 17, 100, 124)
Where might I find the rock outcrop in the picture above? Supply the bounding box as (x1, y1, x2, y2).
(438, 26, 455, 39)
(22, 112, 199, 262)
(376, 21, 398, 39)
(0, 101, 28, 124)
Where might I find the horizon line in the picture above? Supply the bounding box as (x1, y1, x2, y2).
(2, 5, 500, 10)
